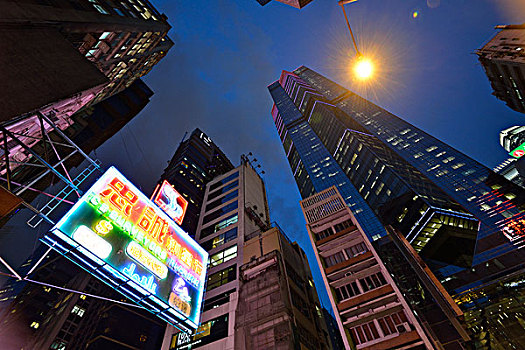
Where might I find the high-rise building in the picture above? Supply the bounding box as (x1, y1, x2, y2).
(164, 156, 330, 350)
(476, 24, 525, 114)
(0, 0, 173, 176)
(301, 186, 470, 349)
(154, 129, 234, 235)
(268, 66, 525, 348)
(163, 156, 270, 349)
(236, 225, 330, 349)
(255, 0, 314, 9)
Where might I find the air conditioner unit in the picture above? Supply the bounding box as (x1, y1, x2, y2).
(396, 322, 410, 333)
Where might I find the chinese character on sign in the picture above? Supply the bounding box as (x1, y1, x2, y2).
(100, 178, 139, 216)
(138, 206, 169, 244)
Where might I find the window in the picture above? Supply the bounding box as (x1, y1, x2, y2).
(359, 272, 387, 292)
(334, 219, 354, 233)
(202, 202, 238, 225)
(202, 289, 235, 312)
(350, 320, 381, 345)
(209, 246, 237, 267)
(426, 146, 437, 152)
(201, 227, 238, 251)
(324, 251, 345, 267)
(209, 173, 239, 192)
(71, 305, 85, 317)
(207, 265, 236, 291)
(205, 190, 238, 211)
(335, 281, 360, 301)
(30, 321, 39, 329)
(344, 242, 368, 258)
(200, 214, 238, 238)
(50, 341, 67, 350)
(315, 227, 333, 241)
(207, 180, 239, 201)
(377, 311, 409, 336)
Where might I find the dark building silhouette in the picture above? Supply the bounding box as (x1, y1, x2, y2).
(477, 24, 525, 114)
(154, 129, 234, 236)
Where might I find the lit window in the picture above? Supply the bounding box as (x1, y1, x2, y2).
(30, 321, 39, 329)
(426, 146, 437, 152)
(93, 4, 109, 14)
(99, 32, 112, 40)
(71, 305, 86, 317)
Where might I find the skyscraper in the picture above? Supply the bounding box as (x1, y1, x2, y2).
(164, 156, 330, 350)
(165, 156, 270, 349)
(154, 129, 234, 235)
(269, 66, 525, 348)
(476, 24, 525, 114)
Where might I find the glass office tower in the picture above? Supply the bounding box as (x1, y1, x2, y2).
(268, 66, 525, 348)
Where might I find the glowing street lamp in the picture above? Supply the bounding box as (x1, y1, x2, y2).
(338, 0, 374, 80)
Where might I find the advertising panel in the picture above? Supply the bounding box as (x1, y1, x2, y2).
(153, 180, 188, 225)
(42, 167, 207, 332)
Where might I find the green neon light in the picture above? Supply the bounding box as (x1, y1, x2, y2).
(87, 194, 167, 261)
(509, 142, 525, 159)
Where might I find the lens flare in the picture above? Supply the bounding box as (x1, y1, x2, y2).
(354, 57, 374, 80)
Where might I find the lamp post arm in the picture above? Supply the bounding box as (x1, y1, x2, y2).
(339, 1, 361, 56)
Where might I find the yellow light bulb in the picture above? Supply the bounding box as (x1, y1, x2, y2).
(354, 57, 374, 80)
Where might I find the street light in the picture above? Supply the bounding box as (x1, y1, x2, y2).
(338, 0, 374, 80)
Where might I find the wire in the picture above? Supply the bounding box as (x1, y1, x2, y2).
(0, 270, 145, 309)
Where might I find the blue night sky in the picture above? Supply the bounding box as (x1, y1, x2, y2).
(2, 0, 525, 311)
(79, 0, 525, 310)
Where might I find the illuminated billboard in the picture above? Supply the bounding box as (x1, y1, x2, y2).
(153, 180, 188, 225)
(43, 167, 207, 332)
(509, 142, 525, 159)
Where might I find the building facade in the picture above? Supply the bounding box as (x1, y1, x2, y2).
(494, 158, 525, 188)
(165, 156, 330, 350)
(268, 66, 525, 348)
(164, 156, 270, 349)
(301, 187, 439, 349)
(0, 0, 173, 181)
(154, 128, 234, 236)
(476, 24, 525, 114)
(236, 225, 330, 349)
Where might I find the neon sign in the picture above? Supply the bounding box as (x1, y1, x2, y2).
(509, 142, 525, 159)
(503, 218, 525, 241)
(43, 167, 207, 332)
(153, 180, 188, 225)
